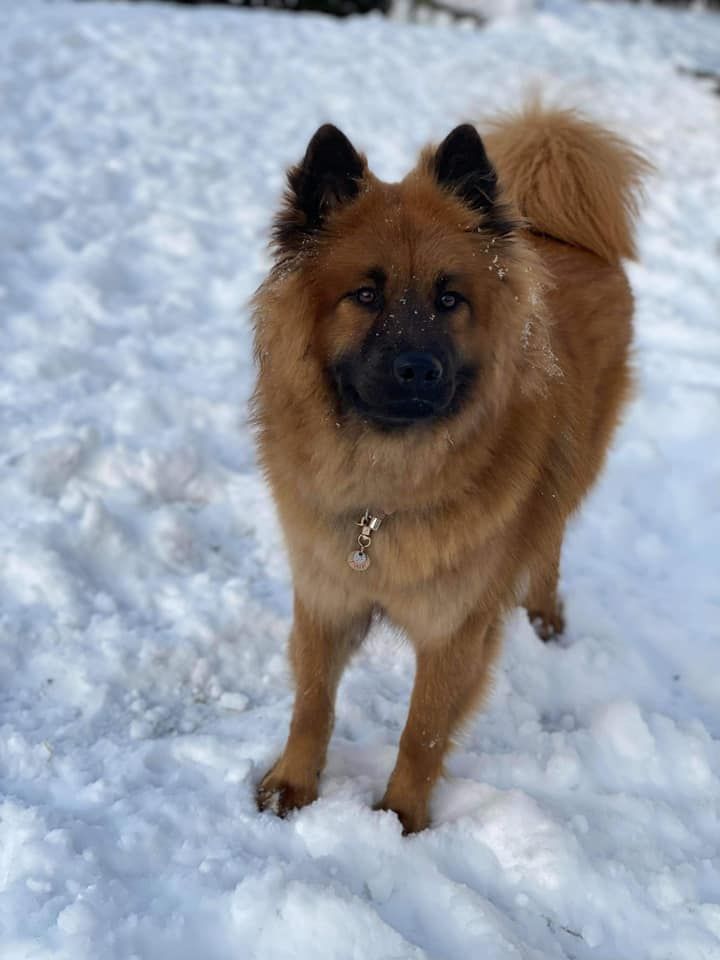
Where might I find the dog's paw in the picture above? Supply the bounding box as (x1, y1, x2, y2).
(528, 604, 565, 643)
(375, 791, 430, 835)
(256, 766, 318, 817)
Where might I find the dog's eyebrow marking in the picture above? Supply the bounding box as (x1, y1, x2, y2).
(364, 267, 387, 287)
(435, 272, 467, 290)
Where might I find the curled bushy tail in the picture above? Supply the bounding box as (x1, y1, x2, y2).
(483, 103, 650, 263)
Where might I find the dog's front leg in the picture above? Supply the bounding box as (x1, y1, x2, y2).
(257, 594, 371, 817)
(379, 612, 502, 834)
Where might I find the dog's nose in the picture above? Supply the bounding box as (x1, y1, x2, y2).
(392, 351, 444, 391)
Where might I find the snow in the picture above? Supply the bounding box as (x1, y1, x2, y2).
(1, 0, 719, 957)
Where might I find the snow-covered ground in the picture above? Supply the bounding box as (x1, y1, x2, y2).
(1, 1, 719, 957)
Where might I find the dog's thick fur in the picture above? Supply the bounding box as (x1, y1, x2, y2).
(252, 104, 648, 833)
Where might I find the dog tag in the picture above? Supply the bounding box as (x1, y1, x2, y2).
(348, 549, 371, 572)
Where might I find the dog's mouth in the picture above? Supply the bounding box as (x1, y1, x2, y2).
(332, 366, 476, 432)
(341, 384, 444, 429)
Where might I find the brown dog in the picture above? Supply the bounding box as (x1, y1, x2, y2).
(252, 104, 647, 833)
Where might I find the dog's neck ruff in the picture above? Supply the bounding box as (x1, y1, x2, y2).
(347, 508, 388, 571)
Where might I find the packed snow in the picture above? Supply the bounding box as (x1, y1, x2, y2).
(1, 1, 719, 957)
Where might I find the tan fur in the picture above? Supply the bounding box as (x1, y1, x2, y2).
(253, 106, 645, 833)
(484, 102, 650, 262)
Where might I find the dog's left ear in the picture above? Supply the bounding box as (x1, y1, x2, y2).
(273, 125, 366, 256)
(433, 124, 498, 214)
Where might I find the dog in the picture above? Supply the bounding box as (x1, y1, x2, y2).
(252, 103, 647, 833)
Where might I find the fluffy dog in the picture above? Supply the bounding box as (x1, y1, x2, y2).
(252, 104, 647, 832)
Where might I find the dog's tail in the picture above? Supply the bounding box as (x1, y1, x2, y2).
(483, 103, 649, 263)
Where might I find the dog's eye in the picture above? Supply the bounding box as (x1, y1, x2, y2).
(355, 287, 378, 307)
(438, 292, 461, 311)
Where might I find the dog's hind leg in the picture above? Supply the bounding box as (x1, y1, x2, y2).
(525, 527, 565, 642)
(256, 595, 371, 817)
(378, 613, 502, 834)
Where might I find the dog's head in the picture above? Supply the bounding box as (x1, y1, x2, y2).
(254, 124, 550, 467)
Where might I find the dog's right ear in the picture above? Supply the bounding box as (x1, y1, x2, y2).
(273, 125, 366, 256)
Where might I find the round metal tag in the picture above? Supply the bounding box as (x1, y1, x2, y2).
(347, 549, 371, 572)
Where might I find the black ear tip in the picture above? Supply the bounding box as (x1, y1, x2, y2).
(438, 124, 487, 160)
(310, 123, 347, 143)
(305, 124, 357, 161)
(446, 123, 483, 143)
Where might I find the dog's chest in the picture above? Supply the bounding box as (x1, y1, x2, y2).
(288, 506, 496, 641)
